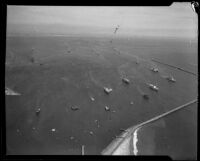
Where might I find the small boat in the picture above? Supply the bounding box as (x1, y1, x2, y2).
(122, 78, 130, 84)
(148, 84, 159, 91)
(51, 128, 56, 132)
(150, 67, 158, 72)
(104, 87, 113, 94)
(89, 131, 94, 135)
(71, 106, 79, 111)
(166, 76, 176, 82)
(105, 106, 110, 111)
(90, 96, 95, 101)
(35, 108, 41, 116)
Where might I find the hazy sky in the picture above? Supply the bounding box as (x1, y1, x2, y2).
(7, 3, 198, 38)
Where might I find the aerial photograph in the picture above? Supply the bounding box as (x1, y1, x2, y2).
(6, 3, 197, 159)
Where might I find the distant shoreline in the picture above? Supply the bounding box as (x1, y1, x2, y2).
(6, 34, 197, 42)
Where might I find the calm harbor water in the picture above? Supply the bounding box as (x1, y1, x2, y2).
(6, 36, 197, 155)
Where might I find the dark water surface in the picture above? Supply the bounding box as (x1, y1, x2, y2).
(5, 36, 197, 155)
(137, 102, 197, 159)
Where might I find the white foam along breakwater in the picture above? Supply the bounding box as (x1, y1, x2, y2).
(101, 99, 197, 155)
(129, 99, 197, 155)
(133, 127, 140, 155)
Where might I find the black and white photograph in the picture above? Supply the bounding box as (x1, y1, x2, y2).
(5, 3, 197, 158)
